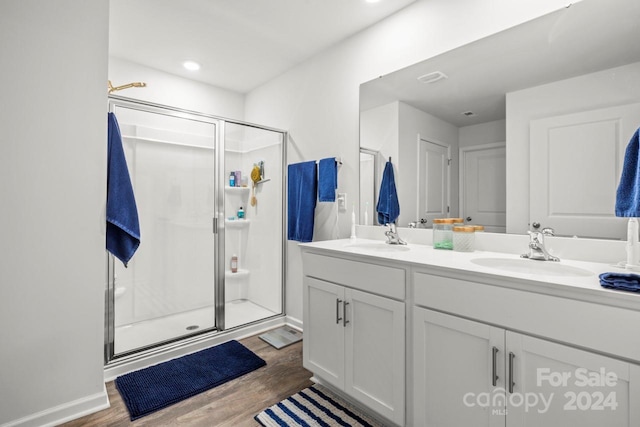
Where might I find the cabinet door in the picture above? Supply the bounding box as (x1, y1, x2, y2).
(345, 288, 405, 426)
(506, 332, 640, 427)
(414, 308, 505, 427)
(303, 277, 345, 389)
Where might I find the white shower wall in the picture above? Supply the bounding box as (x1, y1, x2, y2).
(225, 125, 283, 316)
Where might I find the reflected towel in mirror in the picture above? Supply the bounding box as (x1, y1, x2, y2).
(376, 160, 400, 225)
(615, 128, 640, 217)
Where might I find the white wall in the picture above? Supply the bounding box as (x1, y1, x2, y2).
(0, 1, 109, 425)
(506, 61, 640, 233)
(244, 0, 571, 324)
(459, 119, 506, 148)
(109, 57, 245, 120)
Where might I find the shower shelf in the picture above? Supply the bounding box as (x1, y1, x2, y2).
(225, 219, 250, 228)
(225, 269, 249, 279)
(225, 186, 250, 194)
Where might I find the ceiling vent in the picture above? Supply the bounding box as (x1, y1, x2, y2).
(417, 71, 448, 84)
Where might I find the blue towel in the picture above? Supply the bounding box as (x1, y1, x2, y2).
(288, 161, 317, 242)
(376, 160, 400, 225)
(599, 272, 640, 292)
(318, 157, 337, 202)
(615, 128, 640, 217)
(107, 113, 140, 267)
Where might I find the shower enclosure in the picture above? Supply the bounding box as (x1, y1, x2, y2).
(105, 97, 285, 362)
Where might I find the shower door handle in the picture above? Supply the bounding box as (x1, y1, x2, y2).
(213, 217, 218, 234)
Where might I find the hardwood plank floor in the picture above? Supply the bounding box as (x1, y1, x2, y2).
(60, 332, 313, 426)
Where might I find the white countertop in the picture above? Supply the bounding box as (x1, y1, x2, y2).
(300, 238, 640, 311)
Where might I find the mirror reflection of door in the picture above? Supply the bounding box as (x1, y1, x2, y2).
(460, 143, 506, 233)
(359, 149, 378, 225)
(530, 103, 640, 239)
(417, 137, 450, 226)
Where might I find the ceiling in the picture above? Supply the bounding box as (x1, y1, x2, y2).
(109, 0, 416, 94)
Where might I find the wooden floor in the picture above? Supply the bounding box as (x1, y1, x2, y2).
(61, 332, 313, 427)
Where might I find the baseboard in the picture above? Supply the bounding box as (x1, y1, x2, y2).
(284, 315, 303, 331)
(1, 384, 109, 427)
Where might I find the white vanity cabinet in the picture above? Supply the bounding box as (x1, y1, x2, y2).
(413, 272, 640, 427)
(302, 252, 406, 426)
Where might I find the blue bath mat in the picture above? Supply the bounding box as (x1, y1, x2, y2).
(115, 340, 266, 420)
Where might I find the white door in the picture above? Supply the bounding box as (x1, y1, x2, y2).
(418, 138, 450, 224)
(413, 308, 505, 427)
(530, 103, 640, 239)
(460, 143, 506, 232)
(507, 332, 640, 427)
(303, 277, 345, 389)
(345, 288, 405, 425)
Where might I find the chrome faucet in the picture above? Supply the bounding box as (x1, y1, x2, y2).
(408, 218, 428, 229)
(521, 223, 559, 261)
(384, 223, 407, 245)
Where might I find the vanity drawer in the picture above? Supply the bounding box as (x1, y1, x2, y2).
(414, 271, 640, 362)
(302, 252, 405, 300)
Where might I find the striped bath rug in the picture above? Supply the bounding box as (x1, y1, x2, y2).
(254, 384, 384, 427)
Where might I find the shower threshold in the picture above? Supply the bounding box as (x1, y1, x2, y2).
(114, 300, 279, 355)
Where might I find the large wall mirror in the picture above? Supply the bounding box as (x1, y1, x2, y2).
(359, 0, 640, 239)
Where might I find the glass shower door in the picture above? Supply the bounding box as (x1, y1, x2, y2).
(108, 100, 218, 357)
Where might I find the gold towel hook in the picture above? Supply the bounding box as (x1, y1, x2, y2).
(108, 80, 147, 94)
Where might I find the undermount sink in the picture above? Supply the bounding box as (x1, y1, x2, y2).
(346, 241, 411, 252)
(470, 257, 594, 277)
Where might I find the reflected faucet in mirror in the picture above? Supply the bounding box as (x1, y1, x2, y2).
(521, 222, 559, 262)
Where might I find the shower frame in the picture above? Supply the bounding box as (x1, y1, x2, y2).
(104, 95, 287, 365)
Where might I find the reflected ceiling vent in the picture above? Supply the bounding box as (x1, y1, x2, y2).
(417, 71, 448, 84)
(461, 111, 476, 117)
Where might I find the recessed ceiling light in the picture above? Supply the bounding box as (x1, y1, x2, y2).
(365, 0, 381, 3)
(183, 61, 201, 71)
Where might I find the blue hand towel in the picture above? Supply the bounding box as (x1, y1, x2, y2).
(599, 272, 640, 292)
(288, 161, 317, 242)
(376, 160, 400, 225)
(615, 128, 640, 217)
(107, 112, 140, 267)
(318, 157, 337, 202)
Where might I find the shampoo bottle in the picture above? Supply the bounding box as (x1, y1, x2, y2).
(230, 254, 238, 273)
(237, 206, 245, 219)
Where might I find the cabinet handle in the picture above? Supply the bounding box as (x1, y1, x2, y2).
(336, 299, 343, 324)
(492, 347, 499, 386)
(343, 301, 350, 327)
(508, 352, 515, 393)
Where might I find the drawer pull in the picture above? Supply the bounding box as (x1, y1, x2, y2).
(508, 352, 515, 393)
(336, 299, 343, 324)
(343, 301, 350, 327)
(492, 347, 499, 387)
